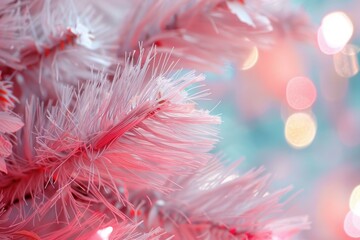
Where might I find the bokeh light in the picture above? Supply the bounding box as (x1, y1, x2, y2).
(97, 226, 113, 240)
(352, 211, 360, 231)
(285, 112, 316, 149)
(350, 185, 360, 216)
(241, 46, 259, 70)
(333, 44, 359, 78)
(318, 26, 341, 55)
(286, 76, 317, 110)
(318, 12, 354, 55)
(344, 211, 360, 238)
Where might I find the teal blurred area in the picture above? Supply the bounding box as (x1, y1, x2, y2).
(200, 1, 360, 239)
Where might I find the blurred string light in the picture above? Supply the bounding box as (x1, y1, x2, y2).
(286, 76, 317, 110)
(318, 11, 354, 55)
(333, 44, 359, 78)
(284, 112, 316, 149)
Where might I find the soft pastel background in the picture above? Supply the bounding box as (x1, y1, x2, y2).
(199, 1, 360, 239)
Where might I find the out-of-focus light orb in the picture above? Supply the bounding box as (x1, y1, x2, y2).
(321, 12, 353, 50)
(318, 12, 354, 55)
(333, 44, 359, 78)
(318, 26, 342, 55)
(285, 112, 316, 149)
(241, 46, 259, 70)
(97, 226, 113, 240)
(352, 211, 360, 232)
(344, 211, 360, 238)
(286, 76, 317, 110)
(350, 185, 360, 216)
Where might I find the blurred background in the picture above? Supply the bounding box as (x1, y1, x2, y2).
(199, 0, 360, 239)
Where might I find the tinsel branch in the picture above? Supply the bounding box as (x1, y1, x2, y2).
(121, 158, 309, 239)
(0, 49, 221, 238)
(0, 0, 312, 239)
(118, 0, 313, 72)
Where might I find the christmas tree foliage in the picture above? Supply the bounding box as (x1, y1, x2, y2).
(0, 1, 311, 239)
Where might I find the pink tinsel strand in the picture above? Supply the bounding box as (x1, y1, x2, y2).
(0, 0, 119, 109)
(0, 1, 312, 239)
(120, 158, 309, 239)
(0, 1, 31, 70)
(0, 201, 166, 240)
(0, 69, 23, 174)
(0, 79, 18, 111)
(118, 0, 313, 72)
(0, 49, 220, 228)
(0, 111, 23, 174)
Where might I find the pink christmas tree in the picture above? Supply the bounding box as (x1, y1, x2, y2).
(0, 0, 311, 239)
